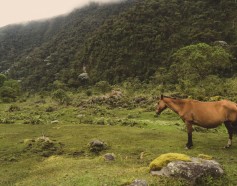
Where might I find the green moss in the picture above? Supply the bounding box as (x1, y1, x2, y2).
(198, 154, 213, 160)
(149, 153, 191, 171)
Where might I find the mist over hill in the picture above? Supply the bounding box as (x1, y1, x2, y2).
(0, 0, 236, 92)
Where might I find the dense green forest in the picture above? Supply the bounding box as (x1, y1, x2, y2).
(0, 0, 237, 99)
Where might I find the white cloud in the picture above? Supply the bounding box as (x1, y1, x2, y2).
(0, 0, 121, 27)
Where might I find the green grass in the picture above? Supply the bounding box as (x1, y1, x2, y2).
(0, 96, 237, 185)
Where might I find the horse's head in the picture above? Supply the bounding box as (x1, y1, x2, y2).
(156, 95, 167, 116)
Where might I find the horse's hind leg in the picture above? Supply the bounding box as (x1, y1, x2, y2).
(224, 121, 233, 148)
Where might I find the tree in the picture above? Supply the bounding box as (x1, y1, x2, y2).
(52, 89, 70, 104)
(0, 74, 7, 87)
(170, 43, 232, 83)
(0, 86, 17, 102)
(0, 78, 21, 102)
(170, 43, 233, 97)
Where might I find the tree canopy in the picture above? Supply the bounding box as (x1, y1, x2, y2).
(170, 43, 232, 83)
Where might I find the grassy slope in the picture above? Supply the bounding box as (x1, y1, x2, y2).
(0, 97, 237, 185)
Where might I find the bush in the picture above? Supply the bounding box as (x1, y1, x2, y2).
(8, 104, 21, 112)
(52, 89, 70, 104)
(95, 81, 112, 93)
(0, 86, 18, 102)
(0, 74, 7, 87)
(24, 115, 44, 125)
(85, 89, 92, 96)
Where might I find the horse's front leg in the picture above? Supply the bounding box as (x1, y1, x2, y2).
(224, 121, 233, 148)
(185, 122, 193, 149)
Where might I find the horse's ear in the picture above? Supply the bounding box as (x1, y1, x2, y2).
(161, 94, 164, 99)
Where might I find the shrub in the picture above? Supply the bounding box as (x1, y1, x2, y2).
(85, 89, 92, 96)
(0, 74, 7, 87)
(52, 89, 70, 104)
(0, 86, 18, 102)
(45, 106, 55, 112)
(95, 81, 112, 93)
(8, 104, 21, 112)
(24, 115, 43, 125)
(53, 80, 66, 90)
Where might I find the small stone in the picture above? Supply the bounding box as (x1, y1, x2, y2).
(129, 179, 148, 186)
(104, 153, 115, 161)
(88, 140, 107, 153)
(77, 114, 85, 118)
(51, 120, 59, 124)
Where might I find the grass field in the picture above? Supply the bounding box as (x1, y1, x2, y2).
(0, 95, 237, 185)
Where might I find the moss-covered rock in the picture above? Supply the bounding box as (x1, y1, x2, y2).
(104, 153, 116, 161)
(150, 154, 224, 183)
(149, 153, 191, 171)
(23, 136, 64, 157)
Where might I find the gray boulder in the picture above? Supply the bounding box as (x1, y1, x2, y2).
(151, 157, 224, 183)
(214, 40, 228, 46)
(78, 72, 89, 80)
(88, 140, 107, 153)
(104, 153, 115, 161)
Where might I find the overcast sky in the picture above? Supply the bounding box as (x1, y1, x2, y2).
(0, 0, 121, 27)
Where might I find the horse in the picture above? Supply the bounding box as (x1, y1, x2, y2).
(156, 95, 237, 149)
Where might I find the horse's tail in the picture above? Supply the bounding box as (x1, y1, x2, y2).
(233, 124, 237, 135)
(234, 104, 237, 134)
(230, 103, 237, 134)
(232, 121, 237, 135)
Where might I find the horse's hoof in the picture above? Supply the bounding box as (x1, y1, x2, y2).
(185, 146, 192, 150)
(224, 145, 231, 149)
(185, 143, 193, 149)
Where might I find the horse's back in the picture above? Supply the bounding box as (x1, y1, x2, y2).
(190, 99, 235, 110)
(183, 99, 236, 127)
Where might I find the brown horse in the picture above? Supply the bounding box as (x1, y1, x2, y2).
(156, 95, 237, 149)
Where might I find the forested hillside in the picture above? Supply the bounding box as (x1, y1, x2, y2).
(77, 0, 237, 84)
(0, 0, 237, 95)
(0, 16, 66, 71)
(0, 1, 137, 90)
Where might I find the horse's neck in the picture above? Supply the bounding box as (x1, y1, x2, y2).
(164, 98, 185, 115)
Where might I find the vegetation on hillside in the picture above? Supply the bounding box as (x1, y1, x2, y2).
(73, 0, 237, 86)
(1, 1, 136, 90)
(0, 0, 236, 98)
(0, 73, 20, 102)
(152, 43, 237, 99)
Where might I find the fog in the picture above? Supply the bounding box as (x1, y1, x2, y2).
(0, 0, 122, 27)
